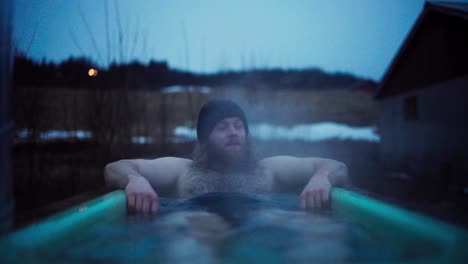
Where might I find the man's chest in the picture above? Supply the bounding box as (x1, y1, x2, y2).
(177, 167, 273, 197)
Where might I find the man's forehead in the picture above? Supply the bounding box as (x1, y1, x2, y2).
(217, 117, 243, 124)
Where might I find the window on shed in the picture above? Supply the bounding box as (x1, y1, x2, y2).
(404, 95, 418, 121)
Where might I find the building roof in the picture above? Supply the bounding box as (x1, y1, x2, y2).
(375, 1, 468, 99)
(430, 1, 468, 14)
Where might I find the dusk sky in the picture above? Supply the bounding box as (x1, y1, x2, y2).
(12, 0, 461, 80)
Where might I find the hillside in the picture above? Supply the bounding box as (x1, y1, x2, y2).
(14, 55, 370, 91)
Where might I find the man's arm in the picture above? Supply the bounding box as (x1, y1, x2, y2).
(104, 157, 190, 195)
(261, 156, 349, 209)
(104, 157, 191, 212)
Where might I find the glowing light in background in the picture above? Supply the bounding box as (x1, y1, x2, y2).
(88, 68, 98, 77)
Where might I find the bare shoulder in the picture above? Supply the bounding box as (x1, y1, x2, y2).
(147, 156, 192, 167)
(259, 155, 325, 182)
(144, 157, 192, 173)
(259, 156, 298, 169)
(257, 156, 297, 179)
(260, 156, 333, 168)
(132, 157, 193, 182)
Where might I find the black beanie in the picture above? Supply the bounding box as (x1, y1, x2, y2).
(196, 99, 249, 143)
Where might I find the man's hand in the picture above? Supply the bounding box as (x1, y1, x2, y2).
(300, 174, 331, 210)
(125, 175, 159, 213)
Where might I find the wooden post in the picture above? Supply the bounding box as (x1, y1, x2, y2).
(0, 0, 14, 234)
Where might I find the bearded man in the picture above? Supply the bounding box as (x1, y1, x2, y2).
(104, 99, 349, 213)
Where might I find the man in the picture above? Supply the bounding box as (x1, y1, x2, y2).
(105, 99, 349, 213)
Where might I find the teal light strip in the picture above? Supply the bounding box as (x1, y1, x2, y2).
(2, 190, 126, 250)
(1, 188, 466, 263)
(331, 188, 468, 263)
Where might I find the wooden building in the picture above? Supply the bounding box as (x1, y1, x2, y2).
(375, 2, 468, 188)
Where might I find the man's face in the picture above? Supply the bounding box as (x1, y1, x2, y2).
(207, 117, 247, 161)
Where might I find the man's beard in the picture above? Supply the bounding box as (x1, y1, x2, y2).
(187, 139, 258, 173)
(206, 141, 248, 172)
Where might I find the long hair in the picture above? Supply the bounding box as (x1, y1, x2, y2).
(191, 139, 260, 173)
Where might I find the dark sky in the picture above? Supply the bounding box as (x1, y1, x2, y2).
(13, 0, 454, 80)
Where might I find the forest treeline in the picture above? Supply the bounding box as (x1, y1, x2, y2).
(14, 55, 365, 90)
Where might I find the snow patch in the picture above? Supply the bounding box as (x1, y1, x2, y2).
(17, 129, 92, 140)
(131, 136, 155, 144)
(173, 122, 380, 142)
(16, 122, 380, 143)
(161, 85, 211, 94)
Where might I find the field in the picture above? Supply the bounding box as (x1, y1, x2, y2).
(14, 85, 466, 229)
(12, 85, 380, 220)
(13, 85, 378, 135)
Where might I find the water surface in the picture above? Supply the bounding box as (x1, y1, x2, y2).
(26, 192, 434, 263)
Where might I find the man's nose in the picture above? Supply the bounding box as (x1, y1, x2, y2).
(227, 125, 239, 135)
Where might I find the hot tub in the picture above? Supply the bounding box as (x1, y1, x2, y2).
(1, 188, 466, 263)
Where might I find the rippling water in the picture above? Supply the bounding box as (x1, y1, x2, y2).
(24, 193, 434, 263)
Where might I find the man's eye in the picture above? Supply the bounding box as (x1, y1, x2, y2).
(216, 124, 227, 130)
(234, 123, 243, 129)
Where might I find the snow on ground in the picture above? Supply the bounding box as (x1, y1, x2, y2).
(131, 136, 155, 144)
(161, 85, 211, 94)
(174, 126, 197, 139)
(251, 122, 380, 142)
(16, 122, 380, 143)
(17, 129, 92, 140)
(174, 122, 380, 142)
